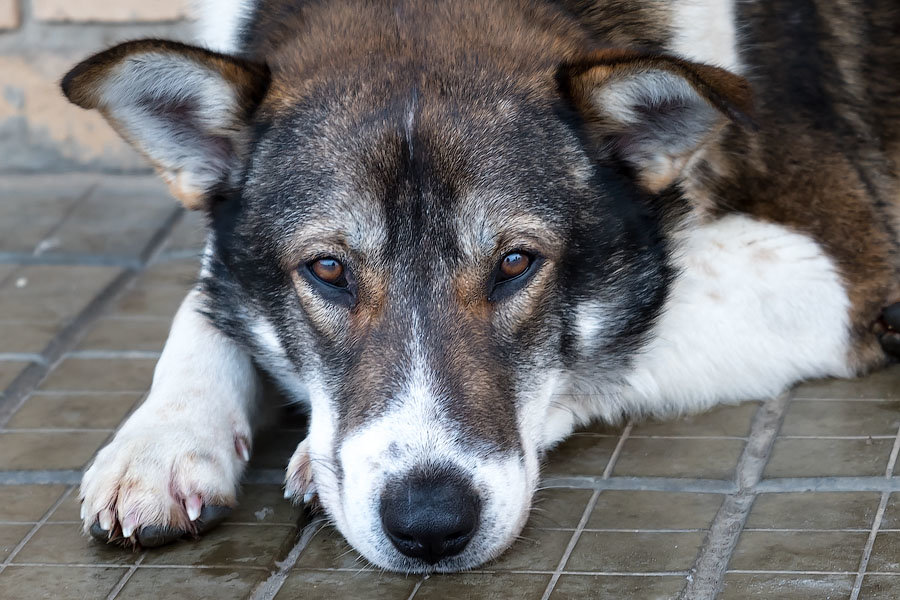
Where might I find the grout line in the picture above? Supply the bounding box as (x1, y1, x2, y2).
(602, 422, 633, 479)
(678, 392, 792, 600)
(539, 488, 602, 600)
(248, 516, 327, 600)
(64, 350, 162, 360)
(105, 553, 146, 600)
(849, 492, 889, 600)
(405, 577, 426, 599)
(0, 486, 74, 576)
(849, 421, 900, 599)
(0, 206, 183, 428)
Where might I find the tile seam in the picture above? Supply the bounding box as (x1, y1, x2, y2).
(0, 485, 74, 575)
(678, 392, 792, 600)
(105, 553, 146, 600)
(0, 206, 183, 428)
(247, 516, 327, 600)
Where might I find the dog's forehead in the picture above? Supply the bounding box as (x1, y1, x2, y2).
(252, 82, 576, 262)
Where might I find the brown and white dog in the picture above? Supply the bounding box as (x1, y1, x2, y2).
(62, 0, 900, 572)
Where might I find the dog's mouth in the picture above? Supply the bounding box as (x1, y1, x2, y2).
(307, 427, 536, 572)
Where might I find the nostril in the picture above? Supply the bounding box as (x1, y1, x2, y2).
(380, 470, 480, 564)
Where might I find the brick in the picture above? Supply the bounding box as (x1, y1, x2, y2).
(0, 0, 19, 29)
(0, 55, 147, 171)
(33, 0, 188, 23)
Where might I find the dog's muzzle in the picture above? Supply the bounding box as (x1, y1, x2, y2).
(379, 469, 481, 565)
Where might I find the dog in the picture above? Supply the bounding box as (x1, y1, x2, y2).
(61, 0, 900, 572)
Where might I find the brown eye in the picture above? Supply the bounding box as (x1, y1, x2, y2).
(498, 252, 531, 282)
(309, 258, 346, 287)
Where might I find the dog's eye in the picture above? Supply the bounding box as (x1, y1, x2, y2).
(489, 251, 538, 301)
(308, 258, 347, 288)
(497, 252, 531, 282)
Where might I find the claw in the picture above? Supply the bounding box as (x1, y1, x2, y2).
(98, 509, 114, 532)
(235, 436, 251, 462)
(89, 520, 111, 541)
(121, 514, 139, 538)
(186, 494, 203, 521)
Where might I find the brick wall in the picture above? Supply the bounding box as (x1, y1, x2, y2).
(0, 0, 194, 173)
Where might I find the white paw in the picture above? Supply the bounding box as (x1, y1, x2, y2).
(80, 418, 251, 547)
(284, 438, 317, 505)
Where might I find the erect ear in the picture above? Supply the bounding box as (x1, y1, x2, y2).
(557, 49, 755, 193)
(62, 40, 270, 209)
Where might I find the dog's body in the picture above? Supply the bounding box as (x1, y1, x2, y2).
(64, 0, 900, 572)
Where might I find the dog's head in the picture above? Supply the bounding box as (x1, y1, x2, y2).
(63, 20, 751, 571)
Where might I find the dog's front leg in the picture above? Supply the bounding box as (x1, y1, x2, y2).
(80, 288, 260, 547)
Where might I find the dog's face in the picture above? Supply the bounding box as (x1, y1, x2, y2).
(62, 37, 750, 571)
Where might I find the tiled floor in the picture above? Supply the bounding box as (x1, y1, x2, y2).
(0, 175, 898, 599)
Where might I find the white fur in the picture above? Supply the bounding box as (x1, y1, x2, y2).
(192, 0, 254, 54)
(80, 289, 261, 535)
(542, 214, 854, 448)
(669, 0, 742, 73)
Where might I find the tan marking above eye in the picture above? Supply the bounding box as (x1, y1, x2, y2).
(498, 252, 530, 280)
(311, 258, 345, 285)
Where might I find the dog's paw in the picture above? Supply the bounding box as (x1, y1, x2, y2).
(284, 438, 317, 505)
(80, 423, 251, 548)
(879, 302, 900, 358)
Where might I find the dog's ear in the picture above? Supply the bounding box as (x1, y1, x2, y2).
(62, 40, 270, 209)
(557, 49, 754, 192)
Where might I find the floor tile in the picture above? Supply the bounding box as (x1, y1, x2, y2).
(0, 321, 59, 354)
(230, 485, 304, 525)
(0, 360, 31, 391)
(0, 565, 125, 599)
(294, 526, 371, 570)
(859, 575, 900, 599)
(415, 573, 549, 600)
(587, 491, 723, 530)
(780, 400, 900, 436)
(793, 366, 900, 400)
(487, 527, 572, 571)
(162, 211, 208, 255)
(6, 392, 141, 429)
(76, 317, 171, 352)
(0, 524, 33, 560)
(117, 567, 265, 599)
(141, 524, 297, 568)
(139, 257, 202, 288)
(542, 435, 619, 477)
(39, 357, 156, 392)
(745, 492, 880, 530)
(868, 532, 900, 572)
(527, 488, 593, 530)
(721, 573, 854, 599)
(0, 193, 82, 254)
(729, 531, 867, 571)
(249, 428, 307, 470)
(550, 575, 685, 599)
(0, 265, 120, 324)
(0, 485, 67, 522)
(113, 285, 192, 318)
(0, 431, 109, 469)
(48, 179, 175, 258)
(565, 531, 704, 573)
(276, 570, 418, 599)
(13, 522, 139, 565)
(631, 402, 759, 438)
(764, 438, 893, 478)
(877, 493, 900, 529)
(612, 438, 745, 479)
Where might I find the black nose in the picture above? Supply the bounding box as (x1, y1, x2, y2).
(380, 471, 480, 564)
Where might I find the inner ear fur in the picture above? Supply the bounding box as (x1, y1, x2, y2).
(557, 49, 755, 192)
(62, 39, 270, 209)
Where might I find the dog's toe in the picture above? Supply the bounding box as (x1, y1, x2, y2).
(195, 505, 232, 533)
(137, 525, 185, 547)
(880, 302, 900, 358)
